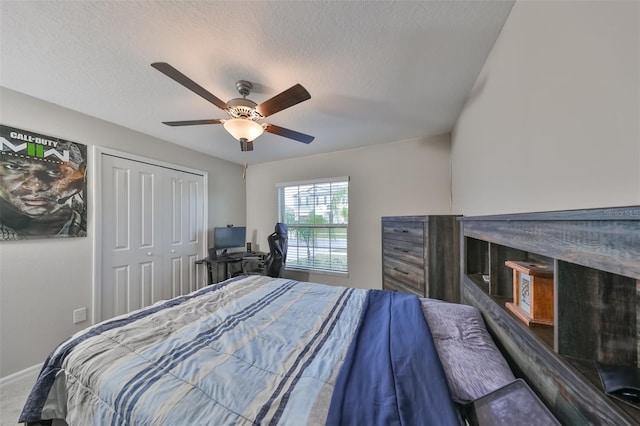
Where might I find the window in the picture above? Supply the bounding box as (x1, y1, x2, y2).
(277, 177, 349, 274)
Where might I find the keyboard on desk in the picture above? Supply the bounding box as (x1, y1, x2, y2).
(216, 252, 265, 261)
(222, 252, 245, 260)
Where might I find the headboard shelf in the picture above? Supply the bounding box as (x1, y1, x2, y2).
(460, 206, 640, 280)
(459, 206, 640, 425)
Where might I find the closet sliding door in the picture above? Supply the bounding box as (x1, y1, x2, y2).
(100, 154, 206, 321)
(163, 169, 205, 300)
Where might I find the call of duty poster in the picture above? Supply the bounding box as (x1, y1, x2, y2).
(0, 125, 87, 240)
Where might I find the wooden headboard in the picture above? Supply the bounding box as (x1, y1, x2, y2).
(458, 206, 640, 425)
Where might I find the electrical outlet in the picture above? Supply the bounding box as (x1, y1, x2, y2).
(73, 307, 87, 324)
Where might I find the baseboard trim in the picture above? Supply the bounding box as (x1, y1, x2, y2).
(0, 364, 41, 388)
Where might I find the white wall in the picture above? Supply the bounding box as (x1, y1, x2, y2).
(0, 87, 246, 377)
(245, 135, 452, 290)
(452, 0, 640, 215)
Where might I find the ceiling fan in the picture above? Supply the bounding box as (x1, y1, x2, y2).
(151, 62, 314, 152)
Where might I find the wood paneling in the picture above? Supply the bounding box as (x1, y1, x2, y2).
(557, 261, 637, 365)
(460, 206, 640, 425)
(464, 278, 636, 425)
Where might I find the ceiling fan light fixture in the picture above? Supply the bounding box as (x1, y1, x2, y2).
(223, 118, 264, 142)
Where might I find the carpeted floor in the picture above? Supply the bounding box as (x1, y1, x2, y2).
(0, 370, 38, 426)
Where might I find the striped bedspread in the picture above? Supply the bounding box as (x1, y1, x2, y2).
(20, 276, 458, 425)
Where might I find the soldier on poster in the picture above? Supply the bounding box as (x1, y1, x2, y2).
(0, 125, 87, 240)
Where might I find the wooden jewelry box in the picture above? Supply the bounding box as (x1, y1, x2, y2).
(504, 260, 554, 327)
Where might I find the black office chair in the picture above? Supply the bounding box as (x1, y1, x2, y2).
(242, 223, 288, 278)
(265, 223, 288, 278)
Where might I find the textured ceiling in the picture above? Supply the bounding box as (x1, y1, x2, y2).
(0, 1, 514, 165)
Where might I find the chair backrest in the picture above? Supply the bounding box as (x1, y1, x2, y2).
(265, 223, 288, 278)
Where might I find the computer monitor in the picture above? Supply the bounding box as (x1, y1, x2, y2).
(214, 226, 246, 252)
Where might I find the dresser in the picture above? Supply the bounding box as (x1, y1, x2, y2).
(381, 215, 460, 302)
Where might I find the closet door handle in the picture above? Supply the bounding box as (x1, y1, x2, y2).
(171, 249, 175, 253)
(147, 252, 152, 256)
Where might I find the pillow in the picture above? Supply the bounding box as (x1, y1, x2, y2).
(419, 298, 516, 403)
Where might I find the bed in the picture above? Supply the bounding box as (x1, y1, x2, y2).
(21, 205, 637, 425)
(19, 274, 516, 426)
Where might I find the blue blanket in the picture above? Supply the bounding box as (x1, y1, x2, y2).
(20, 276, 458, 425)
(328, 289, 458, 425)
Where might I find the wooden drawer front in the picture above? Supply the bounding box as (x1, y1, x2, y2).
(383, 257, 425, 293)
(382, 239, 425, 267)
(382, 221, 424, 244)
(383, 275, 425, 297)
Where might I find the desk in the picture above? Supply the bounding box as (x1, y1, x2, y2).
(197, 252, 266, 284)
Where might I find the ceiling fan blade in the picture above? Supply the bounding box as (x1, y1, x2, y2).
(264, 124, 314, 144)
(151, 62, 228, 110)
(162, 119, 223, 127)
(255, 84, 311, 118)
